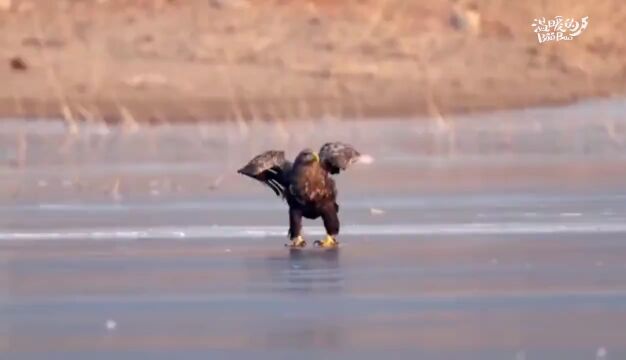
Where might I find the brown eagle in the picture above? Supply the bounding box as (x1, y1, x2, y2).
(237, 142, 362, 248)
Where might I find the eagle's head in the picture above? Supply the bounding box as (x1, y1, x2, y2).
(295, 149, 320, 165)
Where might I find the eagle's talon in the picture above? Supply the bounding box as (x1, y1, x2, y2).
(286, 236, 306, 248)
(314, 235, 338, 248)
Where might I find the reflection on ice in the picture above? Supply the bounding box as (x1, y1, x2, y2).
(247, 249, 343, 295)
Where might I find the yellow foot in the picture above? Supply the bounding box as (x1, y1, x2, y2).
(285, 236, 306, 248)
(314, 235, 339, 249)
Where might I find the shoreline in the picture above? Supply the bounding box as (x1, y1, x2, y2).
(0, 88, 619, 124)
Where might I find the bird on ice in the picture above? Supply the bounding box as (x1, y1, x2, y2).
(237, 142, 362, 249)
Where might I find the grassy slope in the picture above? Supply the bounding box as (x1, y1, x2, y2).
(0, 0, 624, 125)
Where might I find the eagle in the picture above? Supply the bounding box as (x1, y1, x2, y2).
(237, 142, 362, 248)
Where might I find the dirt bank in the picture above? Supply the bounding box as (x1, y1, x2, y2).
(1, 0, 625, 124)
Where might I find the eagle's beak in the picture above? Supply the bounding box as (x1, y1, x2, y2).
(357, 154, 374, 164)
(313, 152, 320, 162)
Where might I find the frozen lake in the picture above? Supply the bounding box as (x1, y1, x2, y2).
(1, 99, 626, 359)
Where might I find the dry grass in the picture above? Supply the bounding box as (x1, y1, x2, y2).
(0, 0, 624, 132)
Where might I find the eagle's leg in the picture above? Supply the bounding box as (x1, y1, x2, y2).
(315, 204, 339, 248)
(286, 207, 306, 248)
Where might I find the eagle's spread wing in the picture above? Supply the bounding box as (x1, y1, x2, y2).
(237, 150, 292, 197)
(319, 142, 361, 174)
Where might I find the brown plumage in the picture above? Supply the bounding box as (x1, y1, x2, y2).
(237, 142, 361, 247)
